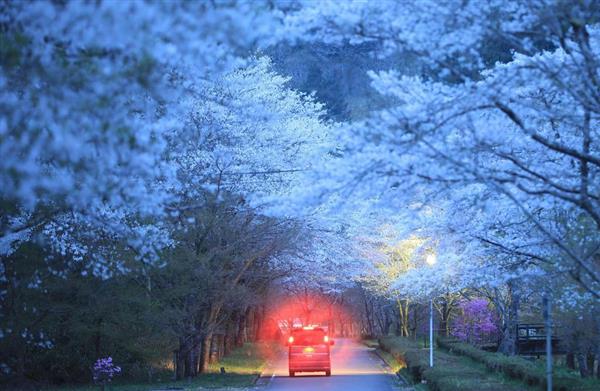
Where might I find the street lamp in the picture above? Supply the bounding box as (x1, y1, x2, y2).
(426, 253, 437, 266)
(425, 253, 437, 367)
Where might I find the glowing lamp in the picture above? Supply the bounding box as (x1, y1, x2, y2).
(426, 253, 437, 266)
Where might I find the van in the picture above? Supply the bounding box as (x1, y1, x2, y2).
(286, 326, 334, 377)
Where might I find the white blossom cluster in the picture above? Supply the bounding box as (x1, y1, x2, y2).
(1, 1, 340, 282)
(281, 0, 600, 306)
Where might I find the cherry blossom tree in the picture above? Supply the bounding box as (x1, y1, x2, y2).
(283, 0, 600, 300)
(0, 0, 284, 269)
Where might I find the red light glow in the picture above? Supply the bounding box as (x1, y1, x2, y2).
(265, 291, 355, 341)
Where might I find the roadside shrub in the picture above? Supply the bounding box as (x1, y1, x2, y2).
(379, 337, 523, 391)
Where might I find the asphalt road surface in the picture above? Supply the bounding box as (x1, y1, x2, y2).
(263, 338, 399, 391)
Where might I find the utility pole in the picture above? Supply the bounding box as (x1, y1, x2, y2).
(430, 298, 434, 367)
(543, 293, 552, 391)
(425, 252, 437, 368)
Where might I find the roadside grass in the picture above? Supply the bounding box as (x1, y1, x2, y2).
(208, 341, 274, 375)
(379, 336, 533, 391)
(46, 342, 277, 391)
(437, 338, 600, 391)
(47, 374, 258, 391)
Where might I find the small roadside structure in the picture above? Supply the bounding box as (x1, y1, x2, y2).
(516, 323, 563, 356)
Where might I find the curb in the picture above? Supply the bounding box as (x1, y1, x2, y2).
(254, 363, 276, 387)
(254, 373, 275, 387)
(372, 348, 394, 373)
(372, 347, 412, 387)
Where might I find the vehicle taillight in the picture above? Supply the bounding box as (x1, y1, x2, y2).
(324, 335, 329, 343)
(288, 336, 294, 344)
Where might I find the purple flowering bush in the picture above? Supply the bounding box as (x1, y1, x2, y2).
(451, 298, 498, 344)
(92, 357, 121, 388)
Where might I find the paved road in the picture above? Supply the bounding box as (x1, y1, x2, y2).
(262, 338, 399, 391)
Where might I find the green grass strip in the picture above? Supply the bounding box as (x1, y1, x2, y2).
(379, 336, 533, 391)
(437, 338, 599, 391)
(47, 342, 276, 390)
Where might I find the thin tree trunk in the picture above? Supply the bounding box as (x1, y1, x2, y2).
(218, 334, 225, 361)
(410, 305, 418, 339)
(499, 284, 519, 355)
(191, 335, 200, 376)
(183, 349, 191, 378)
(397, 299, 410, 337)
(566, 353, 576, 369)
(254, 305, 264, 341)
(225, 321, 234, 355)
(596, 343, 600, 379)
(199, 332, 213, 373)
(209, 335, 219, 364)
(175, 344, 184, 380)
(363, 296, 374, 337)
(586, 353, 595, 378)
(577, 352, 590, 377)
(440, 299, 449, 337)
(237, 309, 247, 347)
(176, 336, 192, 380)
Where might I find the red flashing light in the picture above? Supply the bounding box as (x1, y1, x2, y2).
(324, 335, 329, 343)
(288, 336, 294, 344)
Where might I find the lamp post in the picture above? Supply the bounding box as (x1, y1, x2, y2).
(426, 253, 437, 368)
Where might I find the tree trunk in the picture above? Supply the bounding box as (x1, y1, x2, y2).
(498, 284, 519, 355)
(439, 299, 449, 337)
(596, 311, 600, 379)
(394, 316, 401, 336)
(184, 340, 195, 378)
(94, 321, 102, 358)
(577, 352, 590, 377)
(16, 338, 25, 383)
(566, 353, 575, 369)
(253, 305, 264, 341)
(397, 299, 410, 337)
(363, 296, 374, 337)
(236, 309, 247, 347)
(328, 303, 335, 336)
(410, 305, 418, 339)
(175, 349, 183, 379)
(218, 334, 225, 361)
(586, 353, 595, 378)
(199, 332, 213, 373)
(175, 337, 191, 380)
(210, 335, 219, 364)
(191, 335, 201, 376)
(225, 321, 234, 355)
(248, 307, 255, 342)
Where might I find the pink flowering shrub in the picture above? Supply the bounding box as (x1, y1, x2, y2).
(451, 298, 498, 344)
(92, 357, 121, 389)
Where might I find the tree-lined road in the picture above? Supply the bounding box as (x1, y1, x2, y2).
(263, 339, 399, 391)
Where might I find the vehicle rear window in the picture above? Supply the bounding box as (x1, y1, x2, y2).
(291, 329, 326, 345)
